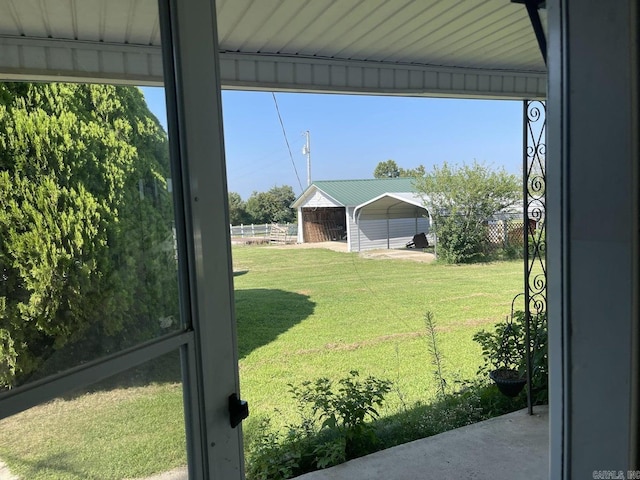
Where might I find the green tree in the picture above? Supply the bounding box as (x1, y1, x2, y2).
(373, 159, 425, 178)
(0, 83, 177, 388)
(245, 185, 296, 224)
(414, 161, 520, 263)
(228, 192, 250, 225)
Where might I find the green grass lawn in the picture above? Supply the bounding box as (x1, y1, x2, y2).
(0, 245, 524, 479)
(234, 246, 523, 432)
(0, 383, 186, 480)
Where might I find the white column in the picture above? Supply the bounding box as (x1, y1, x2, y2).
(548, 0, 639, 477)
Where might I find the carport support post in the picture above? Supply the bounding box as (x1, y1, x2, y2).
(386, 218, 390, 249)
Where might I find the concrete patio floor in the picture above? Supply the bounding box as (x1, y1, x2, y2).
(113, 405, 549, 480)
(294, 406, 549, 480)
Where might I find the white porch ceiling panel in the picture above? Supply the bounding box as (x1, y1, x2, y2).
(0, 0, 546, 99)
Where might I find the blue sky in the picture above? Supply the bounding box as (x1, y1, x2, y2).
(141, 88, 523, 200)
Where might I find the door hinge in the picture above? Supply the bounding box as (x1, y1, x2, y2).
(228, 393, 249, 428)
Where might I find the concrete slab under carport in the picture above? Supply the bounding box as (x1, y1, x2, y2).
(293, 406, 549, 480)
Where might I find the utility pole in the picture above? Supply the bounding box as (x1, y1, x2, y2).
(302, 130, 311, 186)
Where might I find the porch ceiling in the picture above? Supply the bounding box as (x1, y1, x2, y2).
(0, 0, 546, 99)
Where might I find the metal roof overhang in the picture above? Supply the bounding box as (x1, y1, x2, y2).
(354, 193, 428, 221)
(0, 0, 546, 99)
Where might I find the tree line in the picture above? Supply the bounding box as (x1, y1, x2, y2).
(228, 185, 296, 225)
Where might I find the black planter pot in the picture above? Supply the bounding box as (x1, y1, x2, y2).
(490, 369, 526, 397)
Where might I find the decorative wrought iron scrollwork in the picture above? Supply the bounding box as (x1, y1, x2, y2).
(523, 100, 546, 414)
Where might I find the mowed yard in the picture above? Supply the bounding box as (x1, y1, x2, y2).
(0, 244, 524, 480)
(234, 244, 523, 432)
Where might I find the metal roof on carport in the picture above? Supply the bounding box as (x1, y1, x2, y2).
(354, 192, 429, 220)
(0, 0, 546, 99)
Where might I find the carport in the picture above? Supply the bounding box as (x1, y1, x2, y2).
(353, 193, 430, 251)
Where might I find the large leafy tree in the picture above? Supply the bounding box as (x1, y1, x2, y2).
(414, 161, 520, 263)
(0, 83, 177, 388)
(228, 192, 250, 225)
(245, 185, 296, 224)
(373, 159, 425, 178)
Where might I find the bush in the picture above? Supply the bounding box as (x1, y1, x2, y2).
(435, 216, 489, 263)
(473, 310, 548, 404)
(414, 161, 521, 264)
(375, 379, 526, 447)
(245, 371, 392, 480)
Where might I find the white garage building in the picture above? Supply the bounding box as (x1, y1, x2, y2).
(292, 178, 430, 252)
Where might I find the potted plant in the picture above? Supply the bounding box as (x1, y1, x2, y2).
(473, 313, 527, 397)
(489, 366, 526, 397)
(473, 309, 548, 400)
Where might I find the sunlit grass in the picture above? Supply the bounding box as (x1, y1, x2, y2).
(234, 245, 523, 431)
(0, 383, 185, 480)
(0, 245, 524, 479)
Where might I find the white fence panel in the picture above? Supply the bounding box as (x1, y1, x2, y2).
(229, 223, 297, 242)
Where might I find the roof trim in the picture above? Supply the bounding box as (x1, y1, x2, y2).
(0, 36, 164, 86)
(353, 192, 428, 219)
(0, 36, 546, 99)
(220, 53, 547, 100)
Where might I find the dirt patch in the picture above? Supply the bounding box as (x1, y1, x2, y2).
(250, 241, 436, 262)
(0, 461, 18, 480)
(435, 317, 498, 332)
(269, 241, 349, 252)
(295, 331, 424, 355)
(130, 467, 188, 480)
(360, 249, 436, 263)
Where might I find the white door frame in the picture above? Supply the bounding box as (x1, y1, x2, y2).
(547, 0, 639, 477)
(160, 0, 244, 477)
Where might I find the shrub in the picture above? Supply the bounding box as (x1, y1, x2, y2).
(290, 371, 393, 460)
(414, 161, 521, 264)
(374, 379, 527, 450)
(244, 371, 392, 480)
(473, 310, 548, 403)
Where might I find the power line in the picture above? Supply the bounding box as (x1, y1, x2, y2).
(271, 92, 304, 192)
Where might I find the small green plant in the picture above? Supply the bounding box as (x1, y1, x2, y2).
(423, 311, 447, 398)
(245, 371, 393, 480)
(473, 310, 548, 403)
(290, 370, 392, 459)
(473, 315, 524, 374)
(244, 417, 302, 480)
(527, 311, 548, 404)
(374, 378, 527, 449)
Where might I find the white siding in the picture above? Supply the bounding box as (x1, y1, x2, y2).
(348, 210, 430, 252)
(299, 190, 341, 208)
(347, 206, 357, 252)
